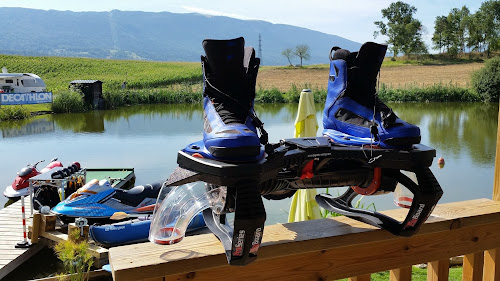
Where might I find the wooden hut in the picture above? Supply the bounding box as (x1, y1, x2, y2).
(69, 80, 103, 108)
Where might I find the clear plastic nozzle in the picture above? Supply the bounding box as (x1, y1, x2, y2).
(149, 182, 210, 245)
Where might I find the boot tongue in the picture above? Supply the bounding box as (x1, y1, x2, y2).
(203, 37, 249, 125)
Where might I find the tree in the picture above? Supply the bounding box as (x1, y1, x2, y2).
(294, 44, 310, 66)
(468, 12, 487, 53)
(446, 6, 471, 55)
(477, 0, 500, 57)
(281, 48, 294, 66)
(374, 1, 427, 58)
(432, 16, 448, 53)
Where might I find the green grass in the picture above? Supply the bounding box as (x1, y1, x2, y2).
(336, 266, 463, 280)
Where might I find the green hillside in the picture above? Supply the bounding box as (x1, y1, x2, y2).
(0, 54, 202, 93)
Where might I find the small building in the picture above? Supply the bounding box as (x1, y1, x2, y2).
(69, 80, 103, 108)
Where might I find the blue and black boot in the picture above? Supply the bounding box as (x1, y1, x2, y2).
(199, 37, 266, 160)
(323, 42, 420, 149)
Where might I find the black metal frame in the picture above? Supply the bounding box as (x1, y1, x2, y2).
(165, 137, 443, 265)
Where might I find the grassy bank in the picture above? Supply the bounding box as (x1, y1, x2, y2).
(0, 54, 485, 119)
(254, 83, 478, 104)
(0, 82, 479, 118)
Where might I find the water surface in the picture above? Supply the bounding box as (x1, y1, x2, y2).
(0, 102, 497, 224)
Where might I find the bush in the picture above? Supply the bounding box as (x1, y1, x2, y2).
(51, 88, 86, 113)
(0, 106, 30, 120)
(102, 84, 201, 109)
(256, 88, 285, 103)
(471, 57, 500, 102)
(378, 83, 479, 102)
(54, 228, 93, 281)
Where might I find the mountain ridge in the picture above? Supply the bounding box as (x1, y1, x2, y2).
(0, 7, 361, 65)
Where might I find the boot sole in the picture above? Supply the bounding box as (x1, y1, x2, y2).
(383, 136, 421, 147)
(208, 146, 261, 159)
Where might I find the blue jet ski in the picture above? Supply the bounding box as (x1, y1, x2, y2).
(89, 212, 206, 247)
(51, 179, 163, 224)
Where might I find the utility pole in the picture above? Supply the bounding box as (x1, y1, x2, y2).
(258, 34, 262, 65)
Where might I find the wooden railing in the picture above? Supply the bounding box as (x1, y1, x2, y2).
(107, 108, 500, 281)
(109, 198, 500, 281)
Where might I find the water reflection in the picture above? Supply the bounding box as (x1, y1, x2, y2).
(0, 103, 497, 166)
(1, 118, 54, 138)
(391, 102, 498, 166)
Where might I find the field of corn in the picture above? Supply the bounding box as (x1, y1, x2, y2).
(0, 55, 202, 92)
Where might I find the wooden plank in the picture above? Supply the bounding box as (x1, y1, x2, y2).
(462, 252, 484, 281)
(110, 199, 500, 281)
(0, 241, 45, 280)
(484, 248, 500, 281)
(493, 98, 500, 201)
(39, 231, 108, 260)
(349, 274, 371, 281)
(390, 267, 412, 281)
(0, 198, 36, 279)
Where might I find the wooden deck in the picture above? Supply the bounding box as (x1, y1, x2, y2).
(0, 198, 44, 280)
(109, 198, 500, 281)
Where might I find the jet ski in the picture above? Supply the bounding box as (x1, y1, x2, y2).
(51, 179, 163, 224)
(3, 158, 65, 199)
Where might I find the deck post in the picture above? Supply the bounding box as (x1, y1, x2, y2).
(484, 100, 500, 281)
(427, 259, 449, 281)
(493, 100, 500, 201)
(463, 252, 484, 281)
(31, 213, 41, 244)
(389, 267, 412, 281)
(484, 248, 500, 281)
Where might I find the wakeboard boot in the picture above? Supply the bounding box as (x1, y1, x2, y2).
(186, 37, 265, 161)
(323, 42, 421, 149)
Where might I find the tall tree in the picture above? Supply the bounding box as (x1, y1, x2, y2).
(478, 0, 500, 57)
(447, 6, 470, 55)
(281, 48, 294, 66)
(432, 16, 448, 53)
(374, 1, 427, 58)
(467, 12, 487, 53)
(294, 44, 310, 66)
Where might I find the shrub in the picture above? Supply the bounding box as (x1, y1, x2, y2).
(0, 106, 30, 120)
(378, 83, 479, 102)
(471, 57, 500, 102)
(54, 228, 93, 281)
(256, 88, 285, 103)
(51, 88, 86, 113)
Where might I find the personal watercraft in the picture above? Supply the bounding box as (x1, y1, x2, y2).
(3, 158, 63, 199)
(51, 179, 163, 224)
(149, 38, 443, 266)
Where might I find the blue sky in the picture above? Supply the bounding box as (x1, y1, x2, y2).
(0, 0, 483, 50)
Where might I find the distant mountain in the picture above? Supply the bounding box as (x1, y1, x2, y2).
(0, 8, 361, 65)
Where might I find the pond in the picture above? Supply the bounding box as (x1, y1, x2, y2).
(0, 102, 497, 225)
